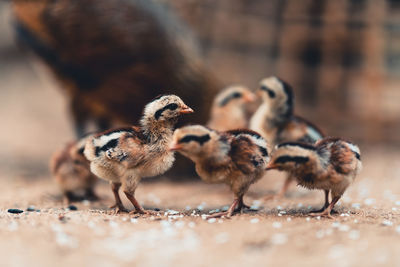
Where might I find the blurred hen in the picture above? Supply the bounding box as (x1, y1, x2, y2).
(12, 0, 219, 136)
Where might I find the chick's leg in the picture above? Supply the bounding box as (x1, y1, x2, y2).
(122, 176, 156, 215)
(311, 195, 341, 219)
(124, 191, 151, 215)
(237, 195, 250, 211)
(109, 182, 128, 213)
(310, 190, 330, 213)
(207, 198, 240, 218)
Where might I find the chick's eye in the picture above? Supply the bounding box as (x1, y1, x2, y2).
(166, 103, 178, 110)
(232, 92, 242, 99)
(267, 90, 275, 98)
(260, 85, 276, 98)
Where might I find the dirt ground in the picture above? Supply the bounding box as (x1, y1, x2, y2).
(1, 151, 400, 267)
(1, 7, 400, 266)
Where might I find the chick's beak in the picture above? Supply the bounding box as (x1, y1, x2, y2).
(169, 143, 183, 152)
(243, 92, 256, 103)
(265, 162, 278, 171)
(179, 105, 194, 114)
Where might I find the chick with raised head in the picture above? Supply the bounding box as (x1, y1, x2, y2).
(170, 125, 269, 218)
(207, 85, 256, 131)
(266, 137, 362, 218)
(84, 95, 193, 214)
(250, 76, 324, 199)
(50, 134, 98, 204)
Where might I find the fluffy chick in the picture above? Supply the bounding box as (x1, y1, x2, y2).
(170, 125, 269, 218)
(50, 134, 98, 204)
(84, 95, 193, 214)
(250, 76, 324, 199)
(207, 85, 256, 131)
(266, 137, 362, 218)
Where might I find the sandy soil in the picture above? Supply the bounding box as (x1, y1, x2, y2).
(1, 7, 400, 266)
(1, 149, 400, 267)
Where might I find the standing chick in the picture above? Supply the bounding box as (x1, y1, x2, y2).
(50, 134, 98, 204)
(170, 125, 269, 218)
(250, 76, 324, 199)
(207, 85, 256, 131)
(266, 137, 362, 218)
(84, 95, 193, 214)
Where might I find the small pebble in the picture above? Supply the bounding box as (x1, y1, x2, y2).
(272, 222, 282, 229)
(316, 230, 325, 239)
(209, 209, 220, 214)
(208, 218, 217, 224)
(27, 206, 36, 212)
(185, 205, 191, 211)
(215, 232, 230, 244)
(165, 209, 179, 215)
(270, 233, 288, 245)
(250, 218, 259, 224)
(68, 205, 78, 211)
(174, 221, 185, 228)
(218, 219, 224, 224)
(8, 221, 19, 231)
(82, 200, 90, 206)
(325, 228, 333, 236)
(348, 230, 360, 240)
(8, 209, 23, 214)
(363, 198, 375, 206)
(130, 218, 138, 224)
(339, 224, 350, 232)
(221, 206, 229, 212)
(306, 217, 311, 222)
(250, 205, 259, 210)
(381, 220, 393, 227)
(286, 217, 292, 222)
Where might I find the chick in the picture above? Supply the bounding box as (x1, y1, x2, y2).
(250, 76, 324, 199)
(266, 137, 362, 218)
(84, 95, 193, 214)
(12, 0, 219, 137)
(170, 125, 269, 218)
(207, 85, 256, 131)
(50, 134, 98, 204)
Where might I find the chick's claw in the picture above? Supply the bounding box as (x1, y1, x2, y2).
(129, 209, 157, 216)
(310, 211, 334, 219)
(109, 203, 129, 214)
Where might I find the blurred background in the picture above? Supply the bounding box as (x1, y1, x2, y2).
(0, 0, 399, 179)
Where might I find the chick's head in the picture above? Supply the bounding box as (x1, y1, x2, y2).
(170, 125, 225, 160)
(258, 76, 293, 115)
